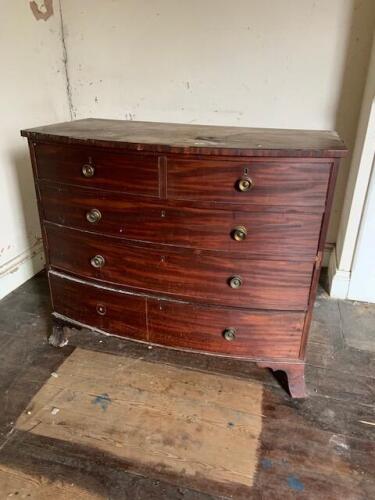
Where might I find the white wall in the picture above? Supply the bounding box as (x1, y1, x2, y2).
(1, 0, 374, 299)
(329, 33, 375, 300)
(61, 0, 375, 246)
(348, 156, 375, 301)
(0, 1, 70, 299)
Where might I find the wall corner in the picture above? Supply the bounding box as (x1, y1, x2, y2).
(327, 247, 350, 299)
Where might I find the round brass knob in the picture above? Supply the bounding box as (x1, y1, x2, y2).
(237, 177, 253, 192)
(232, 225, 247, 241)
(86, 208, 102, 224)
(82, 164, 95, 177)
(90, 255, 105, 268)
(229, 276, 242, 289)
(223, 328, 236, 341)
(96, 304, 106, 315)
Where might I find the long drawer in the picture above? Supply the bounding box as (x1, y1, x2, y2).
(148, 298, 304, 358)
(167, 157, 331, 207)
(49, 272, 147, 340)
(49, 272, 304, 359)
(39, 182, 322, 260)
(34, 143, 160, 196)
(46, 224, 313, 310)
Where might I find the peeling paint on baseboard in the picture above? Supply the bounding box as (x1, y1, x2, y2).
(0, 240, 44, 278)
(29, 0, 54, 21)
(0, 244, 45, 300)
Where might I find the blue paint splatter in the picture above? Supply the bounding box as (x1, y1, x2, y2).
(261, 458, 273, 470)
(287, 475, 304, 491)
(92, 393, 111, 411)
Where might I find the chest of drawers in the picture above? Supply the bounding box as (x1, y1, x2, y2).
(21, 119, 347, 398)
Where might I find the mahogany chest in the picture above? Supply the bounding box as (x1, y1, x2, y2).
(21, 119, 347, 397)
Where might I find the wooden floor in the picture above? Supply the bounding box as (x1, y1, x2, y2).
(0, 272, 374, 499)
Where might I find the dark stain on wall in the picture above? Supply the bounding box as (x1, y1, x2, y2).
(29, 0, 54, 21)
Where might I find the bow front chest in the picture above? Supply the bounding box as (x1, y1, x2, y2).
(21, 119, 347, 397)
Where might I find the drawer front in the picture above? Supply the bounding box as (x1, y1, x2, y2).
(49, 273, 147, 340)
(148, 299, 304, 358)
(39, 182, 322, 260)
(167, 158, 331, 207)
(34, 143, 159, 196)
(46, 224, 313, 310)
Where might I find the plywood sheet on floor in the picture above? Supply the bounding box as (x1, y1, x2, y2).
(0, 464, 102, 500)
(15, 348, 263, 491)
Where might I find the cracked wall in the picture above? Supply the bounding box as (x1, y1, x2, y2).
(0, 1, 70, 299)
(59, 0, 375, 247)
(1, 0, 374, 299)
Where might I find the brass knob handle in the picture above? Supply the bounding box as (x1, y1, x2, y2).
(223, 328, 236, 341)
(96, 303, 107, 315)
(237, 177, 253, 192)
(90, 255, 105, 268)
(82, 164, 95, 177)
(86, 208, 102, 224)
(229, 275, 242, 289)
(232, 225, 247, 241)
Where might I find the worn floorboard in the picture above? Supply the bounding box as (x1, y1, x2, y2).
(0, 271, 374, 499)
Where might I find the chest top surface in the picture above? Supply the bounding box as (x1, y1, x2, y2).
(21, 118, 347, 158)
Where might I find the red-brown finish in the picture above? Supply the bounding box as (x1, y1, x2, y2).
(49, 273, 147, 341)
(167, 158, 332, 207)
(45, 223, 314, 310)
(22, 119, 347, 398)
(39, 181, 323, 260)
(299, 159, 341, 358)
(34, 142, 160, 196)
(257, 361, 307, 398)
(21, 118, 347, 158)
(148, 298, 304, 358)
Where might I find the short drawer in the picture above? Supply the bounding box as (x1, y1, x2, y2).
(46, 224, 313, 310)
(167, 158, 331, 207)
(34, 143, 159, 196)
(148, 298, 304, 359)
(49, 272, 147, 340)
(39, 182, 322, 260)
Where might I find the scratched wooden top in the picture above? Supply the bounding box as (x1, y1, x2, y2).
(21, 118, 347, 158)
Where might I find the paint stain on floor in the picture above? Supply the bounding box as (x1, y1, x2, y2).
(91, 393, 111, 411)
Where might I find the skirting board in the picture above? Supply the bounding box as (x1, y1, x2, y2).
(327, 248, 351, 299)
(0, 242, 45, 300)
(322, 243, 334, 268)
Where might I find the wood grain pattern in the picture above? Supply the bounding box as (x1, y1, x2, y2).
(49, 273, 147, 341)
(299, 159, 341, 358)
(46, 224, 314, 310)
(167, 158, 332, 207)
(15, 347, 263, 489)
(34, 142, 160, 196)
(21, 119, 347, 398)
(21, 118, 347, 158)
(39, 181, 322, 260)
(148, 298, 304, 358)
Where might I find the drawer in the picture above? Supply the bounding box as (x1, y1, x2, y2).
(34, 143, 159, 196)
(148, 298, 304, 358)
(49, 273, 147, 340)
(39, 182, 322, 260)
(167, 158, 331, 207)
(46, 224, 313, 310)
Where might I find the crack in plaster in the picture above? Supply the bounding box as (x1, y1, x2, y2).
(58, 0, 75, 119)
